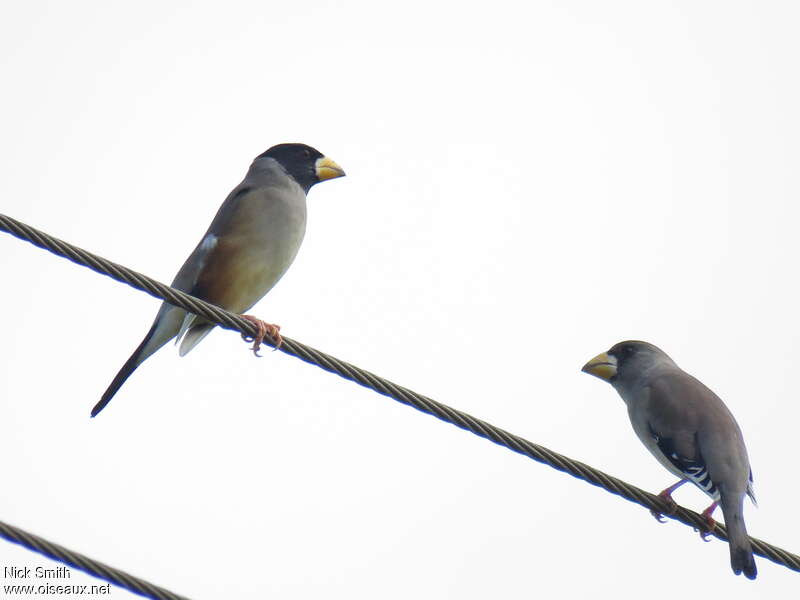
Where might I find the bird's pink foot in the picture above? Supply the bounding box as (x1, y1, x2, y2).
(697, 501, 718, 542)
(650, 479, 686, 523)
(240, 314, 282, 356)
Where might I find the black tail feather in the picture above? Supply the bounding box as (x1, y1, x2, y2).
(91, 326, 156, 417)
(730, 543, 757, 580)
(720, 489, 757, 580)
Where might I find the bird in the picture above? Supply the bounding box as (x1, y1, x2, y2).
(92, 143, 345, 417)
(581, 340, 757, 580)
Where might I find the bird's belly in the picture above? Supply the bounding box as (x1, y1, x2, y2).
(222, 250, 294, 312)
(216, 229, 304, 313)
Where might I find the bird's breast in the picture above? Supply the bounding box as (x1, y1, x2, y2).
(199, 185, 307, 313)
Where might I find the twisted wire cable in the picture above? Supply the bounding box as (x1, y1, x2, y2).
(2, 212, 799, 576)
(0, 519, 189, 600)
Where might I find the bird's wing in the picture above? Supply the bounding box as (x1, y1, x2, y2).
(643, 374, 720, 500)
(169, 185, 254, 349)
(171, 185, 253, 295)
(647, 424, 719, 499)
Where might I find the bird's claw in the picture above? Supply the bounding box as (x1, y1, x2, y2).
(696, 501, 718, 542)
(650, 490, 678, 523)
(240, 315, 282, 355)
(696, 516, 717, 542)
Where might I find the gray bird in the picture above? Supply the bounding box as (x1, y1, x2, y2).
(582, 340, 757, 580)
(92, 143, 345, 417)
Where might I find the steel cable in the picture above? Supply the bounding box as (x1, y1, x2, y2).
(1, 212, 798, 585)
(0, 520, 189, 600)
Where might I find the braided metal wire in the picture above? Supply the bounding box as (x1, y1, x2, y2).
(0, 520, 189, 600)
(2, 212, 799, 577)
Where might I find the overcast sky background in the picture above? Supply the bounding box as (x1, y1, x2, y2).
(1, 1, 799, 598)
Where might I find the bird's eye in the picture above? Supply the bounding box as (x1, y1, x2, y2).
(302, 149, 311, 158)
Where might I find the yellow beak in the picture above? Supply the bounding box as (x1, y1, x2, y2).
(315, 156, 346, 181)
(581, 352, 618, 381)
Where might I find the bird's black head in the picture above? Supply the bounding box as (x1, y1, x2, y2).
(255, 143, 345, 193)
(583, 340, 671, 383)
(608, 340, 667, 361)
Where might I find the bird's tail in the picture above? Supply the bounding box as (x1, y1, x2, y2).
(91, 306, 184, 417)
(178, 323, 215, 356)
(720, 490, 757, 580)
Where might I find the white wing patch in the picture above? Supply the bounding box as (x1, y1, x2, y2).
(199, 233, 218, 254)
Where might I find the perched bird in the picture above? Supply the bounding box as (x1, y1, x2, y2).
(92, 143, 345, 417)
(582, 341, 757, 580)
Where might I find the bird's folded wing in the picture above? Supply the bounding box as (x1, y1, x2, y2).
(648, 424, 720, 499)
(168, 185, 251, 345)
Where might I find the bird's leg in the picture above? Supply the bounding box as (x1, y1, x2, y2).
(697, 501, 719, 542)
(240, 315, 282, 355)
(650, 479, 688, 523)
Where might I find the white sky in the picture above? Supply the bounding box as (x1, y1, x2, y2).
(1, 1, 799, 598)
